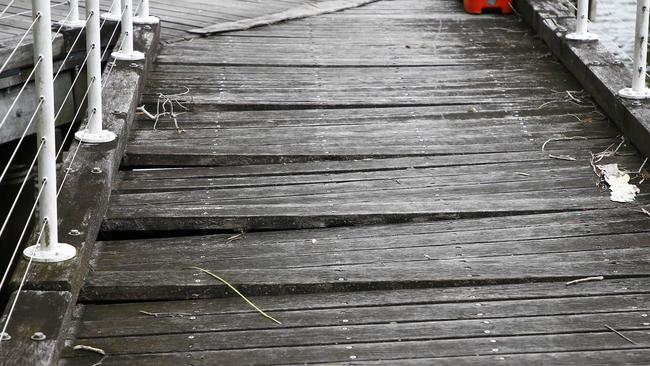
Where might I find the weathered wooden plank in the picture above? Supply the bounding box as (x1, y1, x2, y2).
(63, 278, 650, 363)
(81, 245, 650, 301)
(59, 330, 650, 365)
(0, 291, 71, 366)
(75, 276, 650, 321)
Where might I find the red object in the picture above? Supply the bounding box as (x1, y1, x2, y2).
(463, 0, 512, 14)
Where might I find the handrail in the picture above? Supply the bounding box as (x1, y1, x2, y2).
(0, 0, 152, 347)
(563, 0, 650, 99)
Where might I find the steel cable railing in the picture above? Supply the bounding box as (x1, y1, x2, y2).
(0, 0, 157, 345)
(0, 0, 66, 21)
(562, 0, 650, 99)
(0, 0, 18, 18)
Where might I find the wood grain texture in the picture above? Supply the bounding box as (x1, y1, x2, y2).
(0, 291, 71, 366)
(61, 282, 650, 365)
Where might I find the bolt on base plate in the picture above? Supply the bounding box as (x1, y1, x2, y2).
(23, 243, 76, 263)
(133, 15, 160, 25)
(111, 50, 145, 61)
(619, 87, 650, 100)
(565, 32, 598, 41)
(74, 129, 116, 143)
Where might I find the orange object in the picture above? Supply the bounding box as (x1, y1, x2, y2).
(463, 0, 513, 14)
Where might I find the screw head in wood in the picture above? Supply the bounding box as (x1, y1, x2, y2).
(30, 332, 46, 341)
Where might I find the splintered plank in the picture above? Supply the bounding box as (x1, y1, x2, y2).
(61, 281, 650, 365)
(84, 209, 650, 301)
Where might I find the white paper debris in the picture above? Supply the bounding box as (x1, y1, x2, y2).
(596, 163, 640, 203)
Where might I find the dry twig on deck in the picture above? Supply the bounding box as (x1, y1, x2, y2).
(73, 345, 107, 366)
(589, 136, 627, 188)
(548, 154, 576, 161)
(186, 266, 282, 325)
(227, 230, 246, 242)
(139, 310, 193, 318)
(604, 324, 638, 345)
(541, 136, 587, 151)
(137, 87, 192, 133)
(640, 207, 650, 217)
(565, 276, 604, 286)
(638, 157, 649, 183)
(537, 89, 595, 110)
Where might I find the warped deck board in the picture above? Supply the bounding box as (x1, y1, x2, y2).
(64, 280, 650, 364)
(106, 141, 647, 231)
(86, 208, 650, 300)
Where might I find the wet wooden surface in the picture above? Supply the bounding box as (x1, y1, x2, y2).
(52, 0, 650, 364)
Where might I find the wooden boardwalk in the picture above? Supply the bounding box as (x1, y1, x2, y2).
(56, 0, 650, 364)
(0, 0, 330, 44)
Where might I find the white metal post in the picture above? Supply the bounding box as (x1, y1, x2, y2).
(619, 0, 650, 99)
(566, 0, 598, 41)
(56, 0, 86, 28)
(23, 0, 76, 263)
(133, 0, 159, 24)
(74, 0, 116, 143)
(102, 0, 122, 21)
(111, 0, 144, 60)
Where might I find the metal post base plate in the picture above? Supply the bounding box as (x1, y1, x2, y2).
(111, 50, 145, 61)
(565, 32, 598, 41)
(619, 87, 650, 100)
(54, 19, 87, 29)
(133, 15, 160, 25)
(23, 243, 76, 263)
(100, 13, 122, 21)
(74, 129, 116, 143)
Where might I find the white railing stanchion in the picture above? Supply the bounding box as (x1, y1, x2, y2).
(102, 0, 122, 21)
(619, 0, 650, 99)
(55, 0, 85, 28)
(133, 0, 159, 24)
(111, 0, 144, 60)
(74, 0, 116, 143)
(23, 0, 76, 263)
(566, 0, 598, 41)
